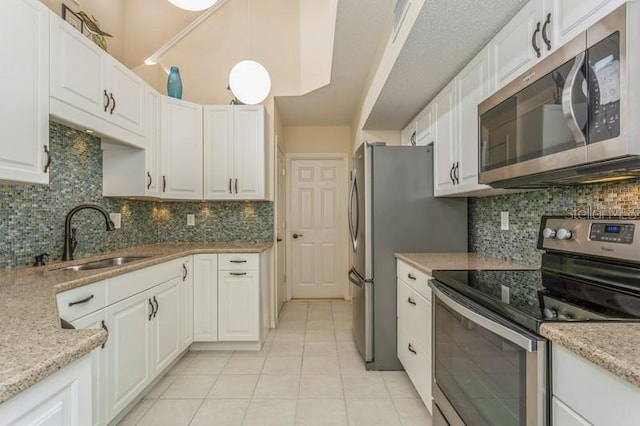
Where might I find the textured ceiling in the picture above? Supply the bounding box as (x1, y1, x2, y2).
(276, 0, 394, 126)
(364, 0, 527, 130)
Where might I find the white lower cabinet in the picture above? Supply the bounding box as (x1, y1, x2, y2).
(396, 260, 432, 414)
(180, 256, 194, 350)
(151, 277, 181, 376)
(193, 254, 219, 342)
(552, 343, 640, 425)
(0, 355, 92, 426)
(218, 269, 259, 341)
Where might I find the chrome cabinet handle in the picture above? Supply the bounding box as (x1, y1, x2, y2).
(562, 51, 587, 147)
(101, 320, 108, 349)
(147, 172, 152, 190)
(407, 273, 416, 281)
(148, 298, 154, 321)
(235, 179, 238, 194)
(407, 297, 416, 306)
(532, 22, 541, 58)
(103, 90, 110, 112)
(408, 343, 417, 355)
(183, 263, 188, 281)
(162, 176, 167, 192)
(109, 93, 116, 114)
(43, 146, 51, 173)
(69, 294, 94, 307)
(542, 13, 552, 51)
(153, 296, 159, 318)
(230, 272, 247, 276)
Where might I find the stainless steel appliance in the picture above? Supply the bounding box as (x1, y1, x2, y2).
(431, 216, 640, 425)
(348, 142, 467, 370)
(479, 3, 640, 188)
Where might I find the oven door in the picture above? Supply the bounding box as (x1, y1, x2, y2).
(431, 281, 547, 426)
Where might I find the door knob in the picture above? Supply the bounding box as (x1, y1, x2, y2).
(293, 233, 303, 239)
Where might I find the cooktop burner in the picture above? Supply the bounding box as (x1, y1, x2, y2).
(432, 216, 640, 333)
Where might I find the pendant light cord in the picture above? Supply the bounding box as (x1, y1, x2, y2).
(247, 0, 252, 59)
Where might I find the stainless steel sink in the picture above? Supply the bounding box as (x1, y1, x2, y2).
(56, 256, 152, 271)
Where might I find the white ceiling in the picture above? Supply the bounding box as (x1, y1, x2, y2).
(278, 0, 528, 129)
(276, 0, 395, 126)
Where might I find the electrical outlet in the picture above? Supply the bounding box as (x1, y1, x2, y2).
(500, 211, 509, 230)
(187, 214, 195, 226)
(109, 213, 121, 229)
(501, 285, 510, 303)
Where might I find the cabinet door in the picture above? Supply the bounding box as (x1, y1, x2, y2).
(106, 290, 152, 422)
(105, 59, 145, 137)
(50, 13, 104, 117)
(489, 1, 544, 90)
(161, 97, 203, 199)
(433, 81, 457, 197)
(145, 88, 161, 197)
(401, 122, 416, 146)
(415, 104, 434, 146)
(455, 49, 491, 194)
(0, 0, 49, 185)
(71, 311, 107, 426)
(233, 106, 265, 199)
(218, 270, 259, 341)
(551, 0, 625, 49)
(193, 254, 219, 342)
(552, 397, 591, 426)
(203, 106, 235, 199)
(180, 257, 194, 350)
(151, 278, 181, 375)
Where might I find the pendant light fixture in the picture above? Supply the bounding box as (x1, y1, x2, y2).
(167, 0, 219, 12)
(228, 0, 271, 105)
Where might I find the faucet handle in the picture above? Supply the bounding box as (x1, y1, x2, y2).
(34, 253, 49, 266)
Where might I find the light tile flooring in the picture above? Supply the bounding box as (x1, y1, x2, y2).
(118, 301, 432, 426)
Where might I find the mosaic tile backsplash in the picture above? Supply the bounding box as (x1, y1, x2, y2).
(0, 122, 273, 268)
(469, 179, 640, 267)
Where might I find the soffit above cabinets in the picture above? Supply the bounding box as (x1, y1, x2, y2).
(364, 0, 527, 131)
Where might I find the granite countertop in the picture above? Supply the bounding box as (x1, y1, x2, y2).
(394, 252, 533, 275)
(540, 322, 640, 388)
(0, 242, 272, 404)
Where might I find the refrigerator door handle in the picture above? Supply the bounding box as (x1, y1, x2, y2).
(348, 171, 359, 252)
(349, 267, 364, 288)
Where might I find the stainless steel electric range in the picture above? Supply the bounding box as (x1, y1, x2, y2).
(431, 216, 640, 426)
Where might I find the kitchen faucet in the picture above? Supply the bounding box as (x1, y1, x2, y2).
(62, 204, 116, 261)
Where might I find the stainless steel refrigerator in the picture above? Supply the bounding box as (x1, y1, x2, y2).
(348, 143, 467, 370)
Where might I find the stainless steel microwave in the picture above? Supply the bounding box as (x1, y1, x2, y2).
(478, 3, 640, 188)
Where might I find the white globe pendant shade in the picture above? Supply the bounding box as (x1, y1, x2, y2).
(167, 0, 219, 11)
(229, 60, 272, 105)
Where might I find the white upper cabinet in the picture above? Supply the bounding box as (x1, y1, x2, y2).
(161, 97, 203, 200)
(489, 1, 546, 90)
(433, 80, 457, 197)
(0, 0, 50, 185)
(415, 104, 434, 146)
(401, 121, 417, 146)
(203, 105, 265, 200)
(49, 12, 145, 148)
(552, 0, 627, 48)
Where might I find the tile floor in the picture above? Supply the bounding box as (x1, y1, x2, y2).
(118, 301, 432, 426)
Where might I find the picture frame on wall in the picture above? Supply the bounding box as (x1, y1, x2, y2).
(61, 4, 83, 33)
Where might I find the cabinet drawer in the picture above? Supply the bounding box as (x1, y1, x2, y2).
(57, 280, 107, 322)
(107, 259, 182, 305)
(218, 253, 259, 271)
(397, 325, 432, 413)
(397, 281, 431, 355)
(397, 260, 431, 300)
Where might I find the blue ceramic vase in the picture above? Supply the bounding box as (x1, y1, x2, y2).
(167, 66, 183, 99)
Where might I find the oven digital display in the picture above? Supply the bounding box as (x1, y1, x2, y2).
(605, 225, 621, 233)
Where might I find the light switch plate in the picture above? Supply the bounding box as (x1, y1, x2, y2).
(500, 211, 509, 230)
(187, 214, 195, 226)
(109, 213, 121, 229)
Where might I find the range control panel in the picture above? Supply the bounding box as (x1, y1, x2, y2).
(538, 217, 640, 263)
(589, 223, 634, 244)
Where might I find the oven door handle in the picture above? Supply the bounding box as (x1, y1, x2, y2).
(432, 281, 542, 352)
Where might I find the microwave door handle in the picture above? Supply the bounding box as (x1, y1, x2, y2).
(562, 51, 587, 147)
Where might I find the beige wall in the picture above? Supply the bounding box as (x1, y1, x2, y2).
(42, 0, 125, 62)
(284, 126, 351, 154)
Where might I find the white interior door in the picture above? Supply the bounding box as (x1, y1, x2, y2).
(289, 157, 347, 299)
(276, 146, 287, 312)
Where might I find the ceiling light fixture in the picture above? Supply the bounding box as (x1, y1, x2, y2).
(228, 0, 271, 105)
(167, 0, 219, 12)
